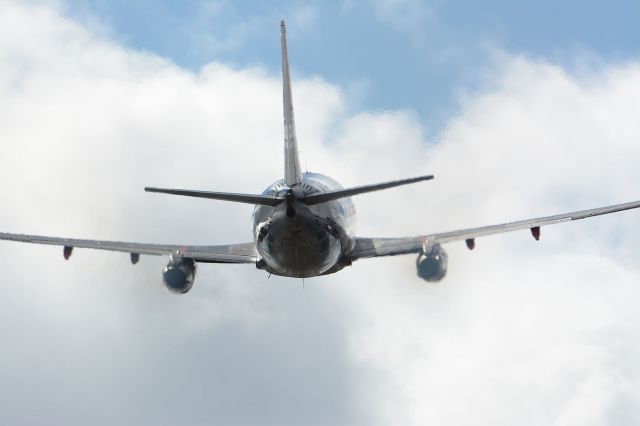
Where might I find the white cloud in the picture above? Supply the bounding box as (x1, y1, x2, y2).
(333, 57, 640, 426)
(2, 1, 640, 426)
(0, 3, 360, 425)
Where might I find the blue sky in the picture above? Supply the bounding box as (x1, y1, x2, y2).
(64, 0, 640, 133)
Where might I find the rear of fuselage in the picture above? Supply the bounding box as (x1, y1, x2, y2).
(252, 172, 356, 278)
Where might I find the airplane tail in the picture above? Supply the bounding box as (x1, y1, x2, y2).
(300, 174, 434, 205)
(144, 187, 281, 206)
(280, 20, 303, 186)
(145, 22, 435, 206)
(145, 174, 434, 206)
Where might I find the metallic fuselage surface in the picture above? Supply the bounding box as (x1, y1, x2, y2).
(253, 172, 356, 277)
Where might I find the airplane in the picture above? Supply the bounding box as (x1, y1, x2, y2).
(2, 20, 640, 294)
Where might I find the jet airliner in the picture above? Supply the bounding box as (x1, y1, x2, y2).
(2, 21, 640, 293)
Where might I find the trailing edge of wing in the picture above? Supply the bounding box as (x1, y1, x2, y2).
(301, 174, 434, 206)
(430, 199, 640, 244)
(0, 232, 257, 263)
(145, 187, 283, 207)
(350, 199, 640, 260)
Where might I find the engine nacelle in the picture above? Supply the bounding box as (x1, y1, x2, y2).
(162, 255, 197, 294)
(416, 243, 448, 282)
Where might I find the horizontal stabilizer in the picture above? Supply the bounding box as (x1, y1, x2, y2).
(145, 187, 282, 206)
(301, 174, 434, 206)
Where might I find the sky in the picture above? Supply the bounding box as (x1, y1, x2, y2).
(60, 0, 640, 132)
(1, 1, 640, 425)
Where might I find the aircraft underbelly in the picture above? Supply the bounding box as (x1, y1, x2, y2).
(257, 212, 341, 277)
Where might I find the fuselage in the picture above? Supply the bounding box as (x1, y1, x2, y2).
(252, 172, 356, 277)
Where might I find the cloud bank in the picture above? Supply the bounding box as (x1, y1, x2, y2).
(1, 2, 640, 425)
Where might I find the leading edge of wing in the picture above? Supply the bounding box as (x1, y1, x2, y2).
(0, 232, 257, 264)
(350, 199, 640, 260)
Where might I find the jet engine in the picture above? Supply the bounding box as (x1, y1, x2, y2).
(416, 243, 448, 282)
(162, 254, 197, 294)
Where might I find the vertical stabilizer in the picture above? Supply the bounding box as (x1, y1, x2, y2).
(280, 20, 302, 186)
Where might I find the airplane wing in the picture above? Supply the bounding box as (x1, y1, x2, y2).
(350, 199, 640, 260)
(0, 232, 257, 264)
